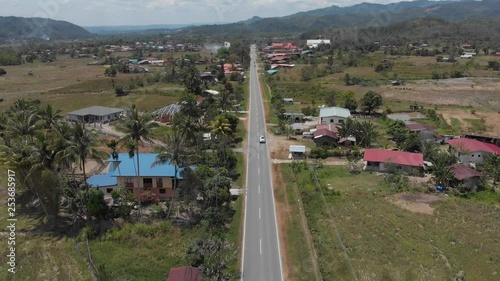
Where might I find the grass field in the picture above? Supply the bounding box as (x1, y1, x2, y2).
(90, 222, 192, 280)
(0, 235, 92, 281)
(281, 164, 500, 281)
(0, 166, 92, 281)
(274, 164, 320, 281)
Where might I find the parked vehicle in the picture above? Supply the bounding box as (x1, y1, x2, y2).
(302, 132, 313, 139)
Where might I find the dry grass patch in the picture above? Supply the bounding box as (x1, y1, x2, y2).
(387, 193, 444, 215)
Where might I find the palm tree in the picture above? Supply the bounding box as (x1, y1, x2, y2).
(432, 152, 456, 187)
(173, 114, 201, 146)
(37, 104, 62, 130)
(357, 121, 378, 148)
(209, 115, 233, 168)
(105, 139, 120, 160)
(218, 89, 234, 113)
(209, 116, 232, 138)
(67, 122, 105, 182)
(153, 130, 187, 218)
(55, 122, 105, 219)
(432, 161, 453, 187)
(116, 104, 154, 218)
(5, 105, 40, 144)
(0, 139, 53, 220)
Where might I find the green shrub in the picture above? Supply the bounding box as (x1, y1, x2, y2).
(310, 147, 329, 159)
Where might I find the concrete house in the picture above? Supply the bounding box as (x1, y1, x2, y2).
(406, 123, 442, 143)
(66, 106, 125, 124)
(319, 107, 351, 125)
(363, 149, 424, 175)
(447, 138, 500, 165)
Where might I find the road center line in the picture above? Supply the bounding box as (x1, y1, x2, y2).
(259, 208, 261, 219)
(258, 184, 261, 194)
(260, 239, 262, 255)
(258, 167, 260, 175)
(257, 154, 260, 159)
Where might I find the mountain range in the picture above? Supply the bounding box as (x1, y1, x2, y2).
(183, 0, 500, 36)
(0, 1, 499, 41)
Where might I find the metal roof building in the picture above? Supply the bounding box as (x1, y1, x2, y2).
(66, 106, 125, 123)
(152, 104, 181, 123)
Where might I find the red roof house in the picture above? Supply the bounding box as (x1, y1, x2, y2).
(271, 42, 298, 50)
(313, 128, 338, 147)
(448, 138, 500, 165)
(447, 138, 500, 154)
(363, 149, 424, 175)
(462, 132, 500, 147)
(451, 165, 484, 190)
(316, 123, 340, 134)
(451, 165, 483, 181)
(167, 266, 202, 281)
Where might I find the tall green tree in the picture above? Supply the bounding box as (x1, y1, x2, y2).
(478, 154, 500, 184)
(344, 96, 358, 112)
(182, 63, 202, 95)
(153, 130, 188, 218)
(360, 91, 383, 115)
(117, 104, 155, 218)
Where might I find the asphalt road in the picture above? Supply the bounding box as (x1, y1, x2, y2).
(241, 45, 284, 281)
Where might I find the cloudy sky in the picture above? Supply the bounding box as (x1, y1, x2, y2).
(2, 0, 427, 26)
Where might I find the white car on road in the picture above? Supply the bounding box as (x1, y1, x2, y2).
(259, 135, 266, 143)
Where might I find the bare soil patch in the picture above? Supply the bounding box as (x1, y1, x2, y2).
(387, 193, 444, 215)
(440, 109, 500, 135)
(267, 134, 311, 159)
(381, 78, 500, 111)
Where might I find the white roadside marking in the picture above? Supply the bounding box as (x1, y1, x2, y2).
(260, 239, 262, 255)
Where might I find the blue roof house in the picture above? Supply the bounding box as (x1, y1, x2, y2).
(87, 153, 186, 198)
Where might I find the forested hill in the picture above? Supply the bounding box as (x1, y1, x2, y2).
(181, 0, 500, 37)
(0, 16, 93, 41)
(285, 0, 453, 18)
(302, 17, 500, 48)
